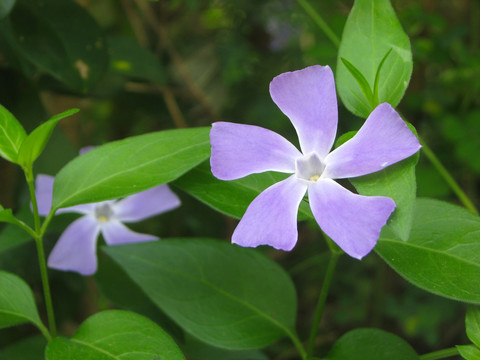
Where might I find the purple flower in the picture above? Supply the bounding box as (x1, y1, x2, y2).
(36, 175, 181, 275)
(210, 65, 421, 259)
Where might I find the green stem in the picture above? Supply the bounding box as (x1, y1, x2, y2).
(24, 168, 57, 339)
(419, 347, 460, 360)
(296, 0, 340, 48)
(306, 251, 341, 358)
(419, 136, 479, 215)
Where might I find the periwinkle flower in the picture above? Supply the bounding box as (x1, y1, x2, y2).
(210, 65, 421, 259)
(36, 174, 181, 275)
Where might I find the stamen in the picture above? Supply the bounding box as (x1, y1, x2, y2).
(94, 203, 114, 223)
(309, 175, 321, 182)
(295, 152, 325, 183)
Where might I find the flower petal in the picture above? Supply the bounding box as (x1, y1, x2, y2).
(210, 122, 301, 180)
(308, 179, 395, 259)
(47, 216, 100, 276)
(101, 220, 157, 245)
(269, 65, 338, 157)
(324, 103, 421, 179)
(114, 185, 181, 223)
(232, 175, 307, 251)
(35, 174, 55, 216)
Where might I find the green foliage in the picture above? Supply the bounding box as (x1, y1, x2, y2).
(457, 345, 480, 360)
(0, 336, 46, 360)
(0, 0, 15, 19)
(467, 307, 480, 347)
(45, 310, 185, 360)
(326, 328, 419, 359)
(337, 0, 412, 118)
(104, 239, 298, 350)
(377, 199, 480, 303)
(0, 104, 26, 163)
(52, 127, 210, 209)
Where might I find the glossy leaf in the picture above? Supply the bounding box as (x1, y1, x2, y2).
(0, 0, 15, 19)
(467, 307, 480, 347)
(0, 271, 48, 336)
(173, 161, 313, 220)
(8, 0, 108, 92)
(377, 199, 480, 304)
(0, 103, 26, 163)
(337, 0, 412, 118)
(326, 328, 419, 360)
(17, 108, 79, 168)
(45, 310, 185, 360)
(52, 127, 210, 209)
(457, 345, 480, 360)
(104, 238, 298, 350)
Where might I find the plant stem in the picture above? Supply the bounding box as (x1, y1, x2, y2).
(25, 168, 57, 338)
(306, 251, 341, 358)
(419, 136, 479, 215)
(419, 347, 460, 360)
(296, 0, 340, 48)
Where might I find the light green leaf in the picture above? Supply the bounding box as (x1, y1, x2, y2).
(0, 271, 49, 337)
(467, 307, 480, 347)
(0, 205, 23, 226)
(52, 127, 210, 209)
(0, 103, 27, 163)
(17, 108, 79, 168)
(104, 239, 298, 350)
(377, 198, 480, 304)
(340, 57, 374, 108)
(326, 328, 419, 360)
(457, 345, 480, 360)
(45, 310, 185, 360)
(337, 0, 412, 118)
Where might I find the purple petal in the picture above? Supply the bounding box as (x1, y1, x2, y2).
(113, 185, 180, 223)
(35, 174, 54, 216)
(232, 175, 307, 251)
(269, 65, 338, 157)
(210, 122, 301, 180)
(47, 216, 100, 276)
(308, 179, 395, 259)
(101, 220, 157, 245)
(324, 103, 421, 179)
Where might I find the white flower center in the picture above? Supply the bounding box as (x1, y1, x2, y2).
(94, 203, 114, 223)
(295, 152, 325, 183)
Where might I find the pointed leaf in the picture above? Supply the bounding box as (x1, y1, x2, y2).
(0, 103, 27, 163)
(340, 57, 374, 108)
(104, 239, 298, 350)
(467, 307, 480, 347)
(17, 108, 79, 168)
(377, 199, 480, 304)
(52, 127, 210, 209)
(337, 0, 412, 118)
(457, 345, 480, 360)
(45, 310, 185, 360)
(0, 205, 24, 226)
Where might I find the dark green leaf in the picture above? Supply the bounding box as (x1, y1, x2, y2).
(45, 310, 185, 360)
(17, 108, 79, 168)
(0, 335, 46, 360)
(337, 0, 412, 118)
(52, 127, 210, 209)
(0, 103, 26, 163)
(0, 271, 48, 336)
(457, 345, 480, 360)
(8, 0, 108, 92)
(104, 239, 298, 350)
(467, 307, 480, 347)
(326, 328, 419, 360)
(0, 0, 15, 19)
(377, 198, 480, 304)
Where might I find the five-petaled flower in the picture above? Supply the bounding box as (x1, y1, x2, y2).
(210, 65, 421, 259)
(36, 174, 181, 275)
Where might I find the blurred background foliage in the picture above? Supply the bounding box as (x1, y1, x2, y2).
(0, 0, 477, 358)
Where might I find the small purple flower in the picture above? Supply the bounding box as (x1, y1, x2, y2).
(36, 175, 181, 275)
(210, 65, 421, 259)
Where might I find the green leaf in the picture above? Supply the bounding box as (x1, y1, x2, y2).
(0, 103, 27, 163)
(108, 36, 166, 85)
(17, 108, 79, 168)
(340, 57, 374, 108)
(337, 0, 412, 118)
(104, 239, 298, 350)
(326, 328, 419, 360)
(52, 127, 210, 209)
(0, 271, 48, 337)
(457, 345, 480, 360)
(467, 307, 480, 347)
(45, 310, 185, 360)
(7, 0, 108, 92)
(0, 335, 46, 360)
(0, 205, 23, 226)
(174, 161, 313, 220)
(373, 48, 393, 105)
(377, 198, 480, 304)
(0, 0, 15, 20)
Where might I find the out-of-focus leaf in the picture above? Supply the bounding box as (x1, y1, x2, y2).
(467, 307, 480, 347)
(0, 103, 26, 163)
(0, 335, 46, 360)
(0, 0, 15, 21)
(457, 345, 480, 360)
